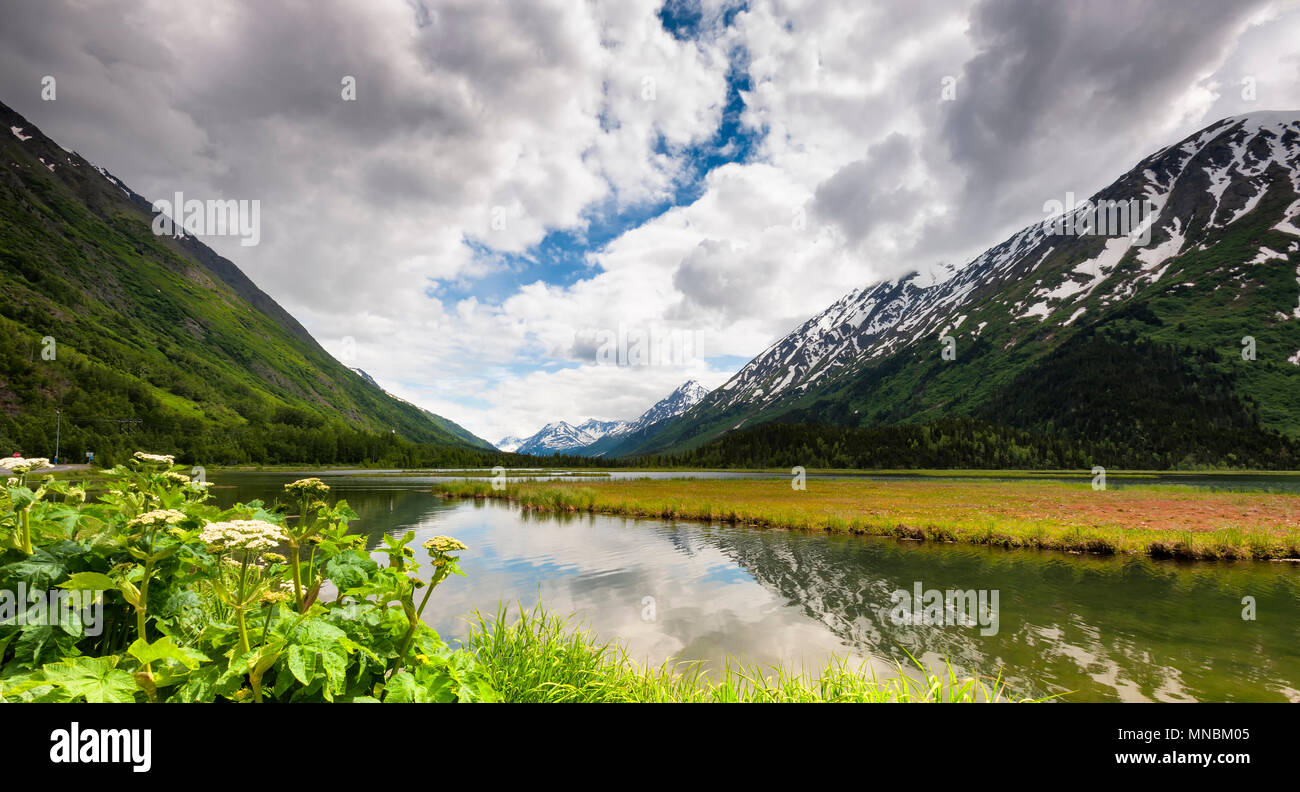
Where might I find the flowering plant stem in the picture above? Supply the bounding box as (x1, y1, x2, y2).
(394, 565, 450, 670)
(235, 556, 252, 656)
(19, 508, 32, 555)
(135, 558, 155, 673)
(288, 539, 304, 612)
(287, 496, 324, 612)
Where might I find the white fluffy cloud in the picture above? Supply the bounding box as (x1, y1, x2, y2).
(3, 0, 1300, 442)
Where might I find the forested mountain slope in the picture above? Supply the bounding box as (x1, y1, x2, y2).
(0, 100, 489, 465)
(631, 113, 1300, 469)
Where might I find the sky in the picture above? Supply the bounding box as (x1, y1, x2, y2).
(2, 0, 1300, 443)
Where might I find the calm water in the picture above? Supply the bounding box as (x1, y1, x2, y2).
(227, 467, 1300, 493)
(211, 471, 1300, 702)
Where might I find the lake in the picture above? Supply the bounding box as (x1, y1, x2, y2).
(210, 470, 1300, 702)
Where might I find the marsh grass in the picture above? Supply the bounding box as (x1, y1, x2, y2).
(434, 478, 1300, 561)
(466, 605, 1033, 703)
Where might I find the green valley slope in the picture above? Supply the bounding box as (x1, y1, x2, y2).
(0, 100, 492, 466)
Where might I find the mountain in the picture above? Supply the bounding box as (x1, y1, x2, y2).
(509, 418, 634, 456)
(573, 380, 710, 457)
(350, 367, 494, 450)
(0, 100, 489, 466)
(632, 113, 1300, 468)
(512, 420, 619, 455)
(416, 406, 495, 451)
(351, 367, 382, 389)
(576, 417, 631, 437)
(494, 435, 525, 453)
(503, 380, 710, 457)
(627, 380, 709, 432)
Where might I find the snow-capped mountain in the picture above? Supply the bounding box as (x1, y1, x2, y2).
(502, 380, 710, 456)
(510, 419, 628, 455)
(574, 380, 711, 457)
(512, 421, 584, 455)
(633, 112, 1300, 456)
(576, 418, 632, 437)
(494, 436, 525, 453)
(351, 368, 381, 389)
(625, 380, 709, 432)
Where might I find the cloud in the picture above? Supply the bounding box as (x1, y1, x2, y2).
(812, 133, 925, 245)
(3, 0, 1300, 442)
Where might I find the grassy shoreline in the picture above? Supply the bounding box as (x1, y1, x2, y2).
(433, 478, 1300, 561)
(466, 605, 1032, 702)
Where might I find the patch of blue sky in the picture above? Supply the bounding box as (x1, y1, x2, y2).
(699, 563, 753, 586)
(704, 354, 752, 372)
(436, 2, 762, 307)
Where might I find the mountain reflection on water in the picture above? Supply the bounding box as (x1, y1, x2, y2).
(213, 473, 1300, 702)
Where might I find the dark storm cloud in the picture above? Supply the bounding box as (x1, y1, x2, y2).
(944, 0, 1270, 182)
(812, 133, 924, 245)
(908, 0, 1278, 264)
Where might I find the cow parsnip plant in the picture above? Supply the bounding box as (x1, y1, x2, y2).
(0, 453, 495, 703)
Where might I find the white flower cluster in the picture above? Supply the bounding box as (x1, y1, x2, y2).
(199, 520, 289, 552)
(2, 457, 51, 474)
(127, 509, 187, 531)
(163, 471, 191, 485)
(133, 451, 176, 465)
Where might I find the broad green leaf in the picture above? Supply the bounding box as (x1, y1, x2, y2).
(323, 549, 377, 590)
(382, 671, 423, 703)
(292, 617, 348, 649)
(6, 487, 35, 510)
(128, 636, 208, 670)
(58, 571, 116, 591)
(0, 548, 69, 589)
(10, 623, 80, 669)
(41, 656, 138, 703)
(169, 665, 221, 703)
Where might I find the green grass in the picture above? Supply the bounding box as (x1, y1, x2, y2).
(466, 605, 1035, 703)
(372, 469, 612, 478)
(434, 478, 1300, 561)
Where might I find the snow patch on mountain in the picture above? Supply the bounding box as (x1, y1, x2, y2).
(512, 419, 632, 455)
(507, 381, 710, 456)
(692, 113, 1300, 414)
(625, 380, 708, 434)
(350, 367, 381, 389)
(494, 436, 525, 453)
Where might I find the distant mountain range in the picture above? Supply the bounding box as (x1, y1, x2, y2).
(499, 380, 709, 456)
(507, 418, 623, 456)
(0, 100, 492, 464)
(625, 112, 1300, 468)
